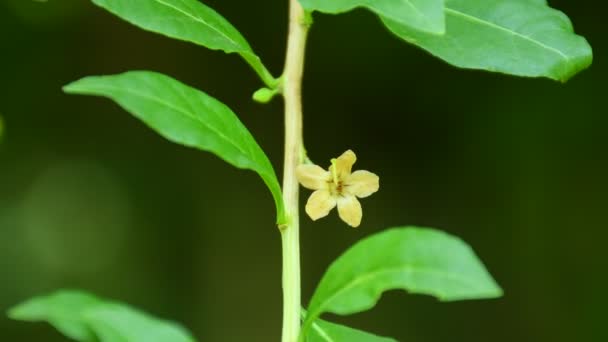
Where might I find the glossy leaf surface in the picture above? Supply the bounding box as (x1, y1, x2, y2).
(64, 71, 285, 224)
(382, 0, 592, 81)
(303, 227, 502, 334)
(299, 0, 445, 34)
(8, 290, 196, 342)
(91, 0, 276, 86)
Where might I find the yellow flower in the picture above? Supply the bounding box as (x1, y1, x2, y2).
(296, 150, 379, 227)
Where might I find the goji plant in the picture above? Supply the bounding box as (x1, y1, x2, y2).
(8, 0, 592, 341)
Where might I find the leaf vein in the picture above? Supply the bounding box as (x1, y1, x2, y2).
(315, 265, 488, 317)
(153, 0, 242, 50)
(398, 0, 426, 23)
(445, 7, 570, 61)
(311, 321, 336, 342)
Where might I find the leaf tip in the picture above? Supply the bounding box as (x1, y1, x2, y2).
(477, 284, 504, 300)
(6, 305, 24, 321)
(62, 80, 81, 94)
(6, 295, 46, 322)
(437, 281, 504, 302)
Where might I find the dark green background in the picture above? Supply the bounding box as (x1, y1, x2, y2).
(1, 0, 606, 341)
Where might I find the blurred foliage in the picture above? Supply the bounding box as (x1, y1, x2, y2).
(0, 116, 4, 142)
(9, 290, 197, 342)
(0, 0, 606, 341)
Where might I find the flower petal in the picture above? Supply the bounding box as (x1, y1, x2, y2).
(297, 164, 330, 190)
(305, 190, 337, 221)
(330, 150, 357, 179)
(345, 170, 379, 198)
(337, 195, 362, 228)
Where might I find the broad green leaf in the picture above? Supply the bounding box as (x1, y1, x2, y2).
(299, 0, 445, 34)
(382, 0, 592, 81)
(303, 227, 502, 336)
(9, 291, 100, 341)
(90, 0, 276, 87)
(308, 319, 396, 342)
(64, 71, 286, 224)
(8, 290, 196, 342)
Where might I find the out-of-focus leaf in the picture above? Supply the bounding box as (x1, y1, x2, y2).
(8, 290, 196, 342)
(9, 291, 100, 341)
(85, 303, 195, 342)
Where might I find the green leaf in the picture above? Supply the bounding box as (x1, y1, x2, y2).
(302, 227, 502, 337)
(90, 0, 276, 87)
(381, 0, 592, 81)
(8, 290, 196, 342)
(299, 0, 445, 34)
(64, 71, 286, 224)
(9, 291, 100, 341)
(85, 304, 195, 342)
(308, 319, 396, 342)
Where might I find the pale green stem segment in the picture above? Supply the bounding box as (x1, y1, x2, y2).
(280, 0, 310, 341)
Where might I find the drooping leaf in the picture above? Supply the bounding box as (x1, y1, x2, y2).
(299, 0, 445, 34)
(302, 227, 502, 337)
(307, 318, 396, 342)
(8, 290, 196, 342)
(64, 71, 286, 224)
(382, 0, 592, 81)
(90, 0, 276, 87)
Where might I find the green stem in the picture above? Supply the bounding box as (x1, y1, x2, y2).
(280, 1, 309, 342)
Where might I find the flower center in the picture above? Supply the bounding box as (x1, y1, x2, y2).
(328, 159, 347, 196)
(328, 179, 345, 196)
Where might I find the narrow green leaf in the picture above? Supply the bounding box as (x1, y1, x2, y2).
(9, 290, 196, 342)
(85, 303, 195, 342)
(299, 0, 445, 34)
(303, 227, 502, 336)
(90, 0, 276, 87)
(64, 71, 286, 224)
(308, 319, 396, 342)
(382, 0, 592, 81)
(9, 290, 100, 341)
